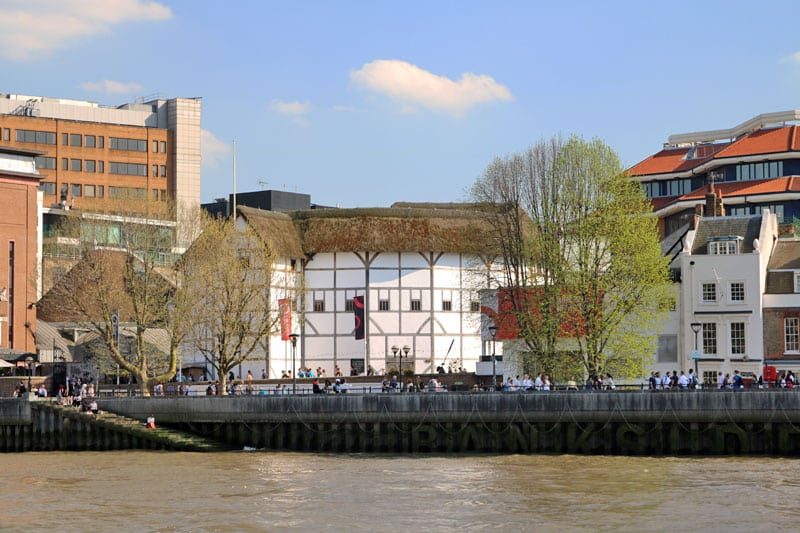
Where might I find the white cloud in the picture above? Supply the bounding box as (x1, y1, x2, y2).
(269, 100, 312, 115)
(350, 59, 513, 116)
(0, 0, 172, 61)
(783, 51, 800, 63)
(269, 100, 312, 127)
(80, 80, 143, 94)
(201, 129, 230, 168)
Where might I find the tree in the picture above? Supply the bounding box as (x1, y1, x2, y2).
(38, 199, 194, 395)
(182, 214, 289, 395)
(471, 136, 670, 379)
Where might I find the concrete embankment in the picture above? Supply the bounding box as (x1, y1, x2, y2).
(95, 391, 800, 455)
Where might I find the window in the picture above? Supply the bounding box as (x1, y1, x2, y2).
(39, 182, 56, 195)
(152, 140, 158, 152)
(60, 183, 68, 199)
(708, 240, 738, 255)
(470, 301, 481, 313)
(736, 161, 783, 182)
(69, 133, 81, 147)
(345, 299, 354, 312)
(411, 299, 421, 311)
(730, 322, 746, 355)
(98, 161, 104, 173)
(84, 185, 95, 198)
(313, 299, 325, 312)
(702, 323, 717, 355)
(84, 160, 96, 173)
(2, 128, 9, 141)
(108, 186, 146, 199)
(84, 135, 96, 148)
(98, 136, 104, 149)
(786, 318, 800, 353)
(61, 158, 68, 170)
(729, 206, 749, 217)
(702, 371, 717, 387)
(754, 204, 785, 223)
(657, 335, 678, 363)
(109, 162, 147, 176)
(61, 133, 68, 145)
(97, 185, 104, 198)
(159, 189, 165, 201)
(34, 156, 56, 170)
(729, 282, 745, 302)
(160, 165, 166, 177)
(70, 159, 81, 172)
(109, 137, 147, 152)
(152, 165, 158, 177)
(442, 300, 452, 311)
(71, 184, 82, 197)
(15, 129, 56, 144)
(159, 141, 166, 153)
(379, 299, 390, 311)
(152, 188, 159, 200)
(701, 283, 717, 303)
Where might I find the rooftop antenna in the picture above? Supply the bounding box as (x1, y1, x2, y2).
(258, 180, 268, 190)
(231, 140, 237, 219)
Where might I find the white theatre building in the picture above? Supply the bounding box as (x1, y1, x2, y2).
(194, 204, 499, 379)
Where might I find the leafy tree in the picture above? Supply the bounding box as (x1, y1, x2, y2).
(471, 136, 669, 379)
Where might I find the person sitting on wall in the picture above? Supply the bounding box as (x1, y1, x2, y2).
(312, 379, 323, 394)
(89, 400, 99, 415)
(145, 416, 156, 429)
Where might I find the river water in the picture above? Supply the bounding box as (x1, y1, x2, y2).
(0, 452, 795, 531)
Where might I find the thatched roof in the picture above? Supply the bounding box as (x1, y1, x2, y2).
(237, 206, 305, 258)
(291, 207, 496, 254)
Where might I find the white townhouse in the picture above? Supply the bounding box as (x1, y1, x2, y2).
(678, 207, 778, 384)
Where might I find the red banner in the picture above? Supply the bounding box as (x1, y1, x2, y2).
(279, 298, 292, 340)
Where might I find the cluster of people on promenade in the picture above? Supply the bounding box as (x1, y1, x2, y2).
(12, 381, 49, 398)
(648, 370, 701, 390)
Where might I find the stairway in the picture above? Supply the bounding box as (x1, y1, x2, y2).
(31, 402, 231, 452)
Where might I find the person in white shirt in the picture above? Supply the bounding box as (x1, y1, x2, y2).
(661, 373, 671, 389)
(717, 371, 725, 389)
(534, 374, 543, 391)
(677, 371, 690, 390)
(541, 374, 551, 391)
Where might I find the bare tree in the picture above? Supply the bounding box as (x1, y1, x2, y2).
(39, 198, 193, 395)
(182, 214, 289, 394)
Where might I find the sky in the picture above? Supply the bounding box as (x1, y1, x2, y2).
(3, 0, 800, 207)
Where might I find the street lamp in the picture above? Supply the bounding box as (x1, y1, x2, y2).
(488, 325, 498, 391)
(391, 345, 399, 386)
(402, 345, 411, 391)
(289, 333, 299, 394)
(690, 322, 702, 382)
(25, 355, 34, 395)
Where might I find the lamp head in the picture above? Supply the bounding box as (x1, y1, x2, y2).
(391, 345, 399, 356)
(488, 325, 498, 339)
(690, 322, 702, 334)
(402, 345, 410, 356)
(289, 333, 299, 347)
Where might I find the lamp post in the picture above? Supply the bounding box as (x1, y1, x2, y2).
(690, 322, 702, 380)
(402, 345, 410, 391)
(488, 325, 498, 391)
(25, 355, 34, 395)
(289, 333, 298, 394)
(391, 345, 399, 387)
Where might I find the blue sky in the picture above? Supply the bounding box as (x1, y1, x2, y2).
(2, 0, 800, 206)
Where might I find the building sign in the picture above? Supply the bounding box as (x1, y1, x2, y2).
(279, 298, 292, 341)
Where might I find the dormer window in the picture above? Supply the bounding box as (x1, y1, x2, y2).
(708, 236, 741, 255)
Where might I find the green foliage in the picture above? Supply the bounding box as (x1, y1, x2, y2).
(473, 135, 670, 380)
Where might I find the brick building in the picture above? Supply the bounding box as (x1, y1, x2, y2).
(0, 147, 41, 357)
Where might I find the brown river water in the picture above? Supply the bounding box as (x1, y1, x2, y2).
(0, 452, 796, 531)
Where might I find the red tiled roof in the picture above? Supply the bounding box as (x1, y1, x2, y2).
(628, 147, 704, 176)
(714, 125, 800, 158)
(677, 176, 800, 201)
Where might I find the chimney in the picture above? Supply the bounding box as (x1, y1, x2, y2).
(692, 203, 704, 229)
(705, 183, 716, 217)
(715, 188, 725, 217)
